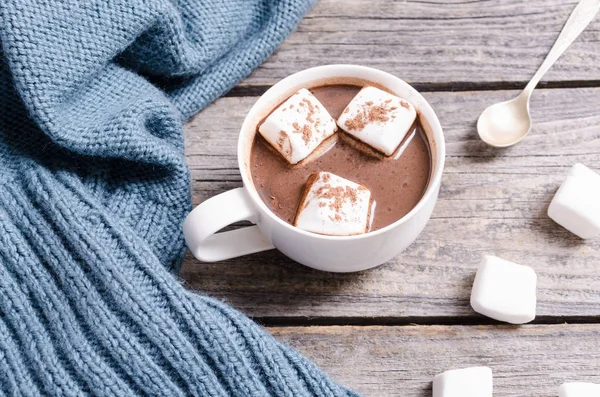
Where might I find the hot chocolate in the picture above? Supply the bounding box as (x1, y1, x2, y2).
(250, 84, 431, 233)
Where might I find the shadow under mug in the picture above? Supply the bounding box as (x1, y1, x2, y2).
(183, 65, 446, 273)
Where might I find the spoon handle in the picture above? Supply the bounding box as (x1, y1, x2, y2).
(524, 0, 600, 95)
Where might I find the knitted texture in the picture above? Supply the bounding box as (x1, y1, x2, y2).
(0, 1, 359, 396)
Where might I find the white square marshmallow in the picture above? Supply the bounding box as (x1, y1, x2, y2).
(294, 171, 372, 236)
(258, 88, 337, 165)
(559, 382, 600, 397)
(548, 163, 600, 239)
(433, 367, 493, 397)
(337, 86, 417, 156)
(470, 255, 537, 324)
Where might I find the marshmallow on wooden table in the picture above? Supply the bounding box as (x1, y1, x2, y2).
(337, 86, 417, 156)
(258, 88, 337, 165)
(470, 255, 537, 324)
(433, 366, 493, 397)
(294, 171, 372, 236)
(548, 163, 600, 239)
(559, 382, 600, 397)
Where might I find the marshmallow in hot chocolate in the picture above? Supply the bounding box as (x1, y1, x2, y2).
(258, 88, 337, 165)
(294, 171, 372, 236)
(337, 86, 417, 156)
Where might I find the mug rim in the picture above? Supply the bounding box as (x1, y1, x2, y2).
(238, 64, 445, 241)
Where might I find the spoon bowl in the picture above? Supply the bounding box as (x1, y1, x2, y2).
(477, 93, 531, 148)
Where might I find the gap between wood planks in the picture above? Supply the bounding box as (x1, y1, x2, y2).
(254, 315, 600, 328)
(226, 80, 600, 97)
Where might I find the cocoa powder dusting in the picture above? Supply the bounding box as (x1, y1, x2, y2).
(309, 178, 364, 221)
(315, 183, 332, 196)
(290, 121, 313, 145)
(299, 97, 319, 126)
(325, 186, 346, 214)
(300, 125, 312, 145)
(276, 131, 286, 149)
(328, 214, 343, 222)
(367, 105, 391, 123)
(346, 186, 358, 203)
(344, 116, 365, 131)
(344, 99, 397, 131)
(302, 98, 315, 113)
(276, 131, 292, 157)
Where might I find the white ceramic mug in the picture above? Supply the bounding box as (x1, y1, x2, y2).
(183, 65, 445, 272)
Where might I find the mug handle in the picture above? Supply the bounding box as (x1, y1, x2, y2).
(183, 188, 275, 262)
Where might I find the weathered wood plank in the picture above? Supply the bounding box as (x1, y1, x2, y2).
(239, 0, 600, 87)
(181, 87, 600, 319)
(269, 324, 600, 397)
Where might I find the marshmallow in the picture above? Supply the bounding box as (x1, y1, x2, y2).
(559, 382, 600, 397)
(548, 163, 600, 239)
(433, 366, 493, 397)
(258, 88, 337, 165)
(337, 86, 417, 156)
(470, 255, 537, 324)
(294, 171, 372, 236)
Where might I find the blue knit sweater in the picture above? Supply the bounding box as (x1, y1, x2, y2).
(0, 1, 359, 395)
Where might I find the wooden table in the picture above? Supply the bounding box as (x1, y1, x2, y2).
(181, 1, 600, 395)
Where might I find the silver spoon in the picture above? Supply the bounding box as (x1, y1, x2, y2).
(477, 0, 600, 147)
